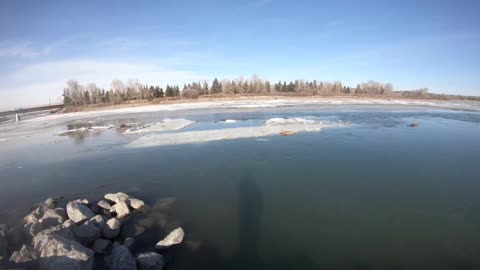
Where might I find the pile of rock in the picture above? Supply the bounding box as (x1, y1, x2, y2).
(1, 192, 185, 270)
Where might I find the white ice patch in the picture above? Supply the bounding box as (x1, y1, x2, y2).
(123, 119, 194, 134)
(266, 117, 316, 125)
(126, 118, 349, 148)
(57, 125, 113, 136)
(224, 119, 238, 123)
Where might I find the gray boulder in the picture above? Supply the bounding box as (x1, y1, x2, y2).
(105, 192, 129, 203)
(102, 218, 121, 239)
(9, 244, 37, 264)
(66, 201, 95, 223)
(155, 227, 184, 249)
(39, 235, 94, 270)
(62, 219, 76, 228)
(97, 200, 112, 210)
(40, 209, 66, 228)
(24, 221, 43, 238)
(89, 215, 106, 230)
(74, 198, 89, 205)
(90, 204, 99, 214)
(111, 201, 130, 219)
(25, 202, 50, 223)
(127, 198, 145, 210)
(72, 220, 101, 244)
(33, 225, 75, 255)
(124, 237, 135, 251)
(92, 238, 111, 254)
(7, 224, 25, 248)
(0, 224, 7, 261)
(135, 252, 165, 270)
(110, 245, 136, 270)
(44, 197, 56, 209)
(24, 212, 39, 224)
(54, 207, 67, 219)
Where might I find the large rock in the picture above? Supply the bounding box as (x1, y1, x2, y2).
(89, 215, 106, 230)
(6, 224, 25, 248)
(127, 198, 145, 210)
(111, 201, 130, 219)
(74, 198, 89, 205)
(66, 201, 95, 223)
(25, 202, 50, 224)
(105, 192, 129, 203)
(40, 209, 66, 228)
(62, 219, 76, 228)
(33, 225, 75, 255)
(97, 200, 112, 210)
(9, 244, 37, 264)
(54, 207, 67, 219)
(110, 245, 136, 270)
(72, 220, 101, 245)
(124, 237, 135, 251)
(24, 221, 43, 238)
(155, 227, 184, 249)
(102, 218, 121, 239)
(39, 235, 94, 270)
(90, 204, 99, 214)
(45, 197, 56, 209)
(92, 238, 111, 254)
(135, 252, 165, 270)
(0, 224, 7, 261)
(24, 212, 39, 224)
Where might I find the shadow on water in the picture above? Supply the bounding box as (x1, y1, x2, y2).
(171, 174, 320, 270)
(232, 175, 263, 269)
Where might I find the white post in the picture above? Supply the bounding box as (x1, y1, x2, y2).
(15, 113, 19, 122)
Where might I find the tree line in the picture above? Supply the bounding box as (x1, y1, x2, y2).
(63, 75, 477, 107)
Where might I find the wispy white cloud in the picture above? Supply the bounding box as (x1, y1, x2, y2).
(0, 42, 52, 58)
(0, 38, 72, 59)
(0, 58, 212, 109)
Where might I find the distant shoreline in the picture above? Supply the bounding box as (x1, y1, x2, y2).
(59, 95, 480, 114)
(2, 96, 479, 127)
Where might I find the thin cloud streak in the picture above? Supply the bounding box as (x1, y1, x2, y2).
(0, 58, 212, 109)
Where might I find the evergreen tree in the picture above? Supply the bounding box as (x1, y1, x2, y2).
(265, 81, 271, 92)
(210, 78, 222, 94)
(275, 81, 282, 92)
(84, 90, 91, 104)
(202, 81, 209, 95)
(165, 85, 173, 97)
(355, 84, 362, 94)
(287, 82, 295, 92)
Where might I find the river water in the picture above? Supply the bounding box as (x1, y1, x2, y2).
(1, 104, 480, 269)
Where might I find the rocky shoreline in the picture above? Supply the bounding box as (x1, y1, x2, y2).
(0, 192, 184, 270)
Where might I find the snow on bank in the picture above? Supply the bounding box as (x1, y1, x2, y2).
(126, 118, 349, 148)
(123, 119, 194, 134)
(19, 98, 480, 126)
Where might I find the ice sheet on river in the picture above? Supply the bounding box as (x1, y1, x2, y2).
(57, 125, 114, 136)
(126, 118, 349, 148)
(122, 119, 195, 134)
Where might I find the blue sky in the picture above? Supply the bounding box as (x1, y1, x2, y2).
(0, 0, 479, 109)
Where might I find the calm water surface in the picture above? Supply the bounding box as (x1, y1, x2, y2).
(1, 105, 480, 270)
